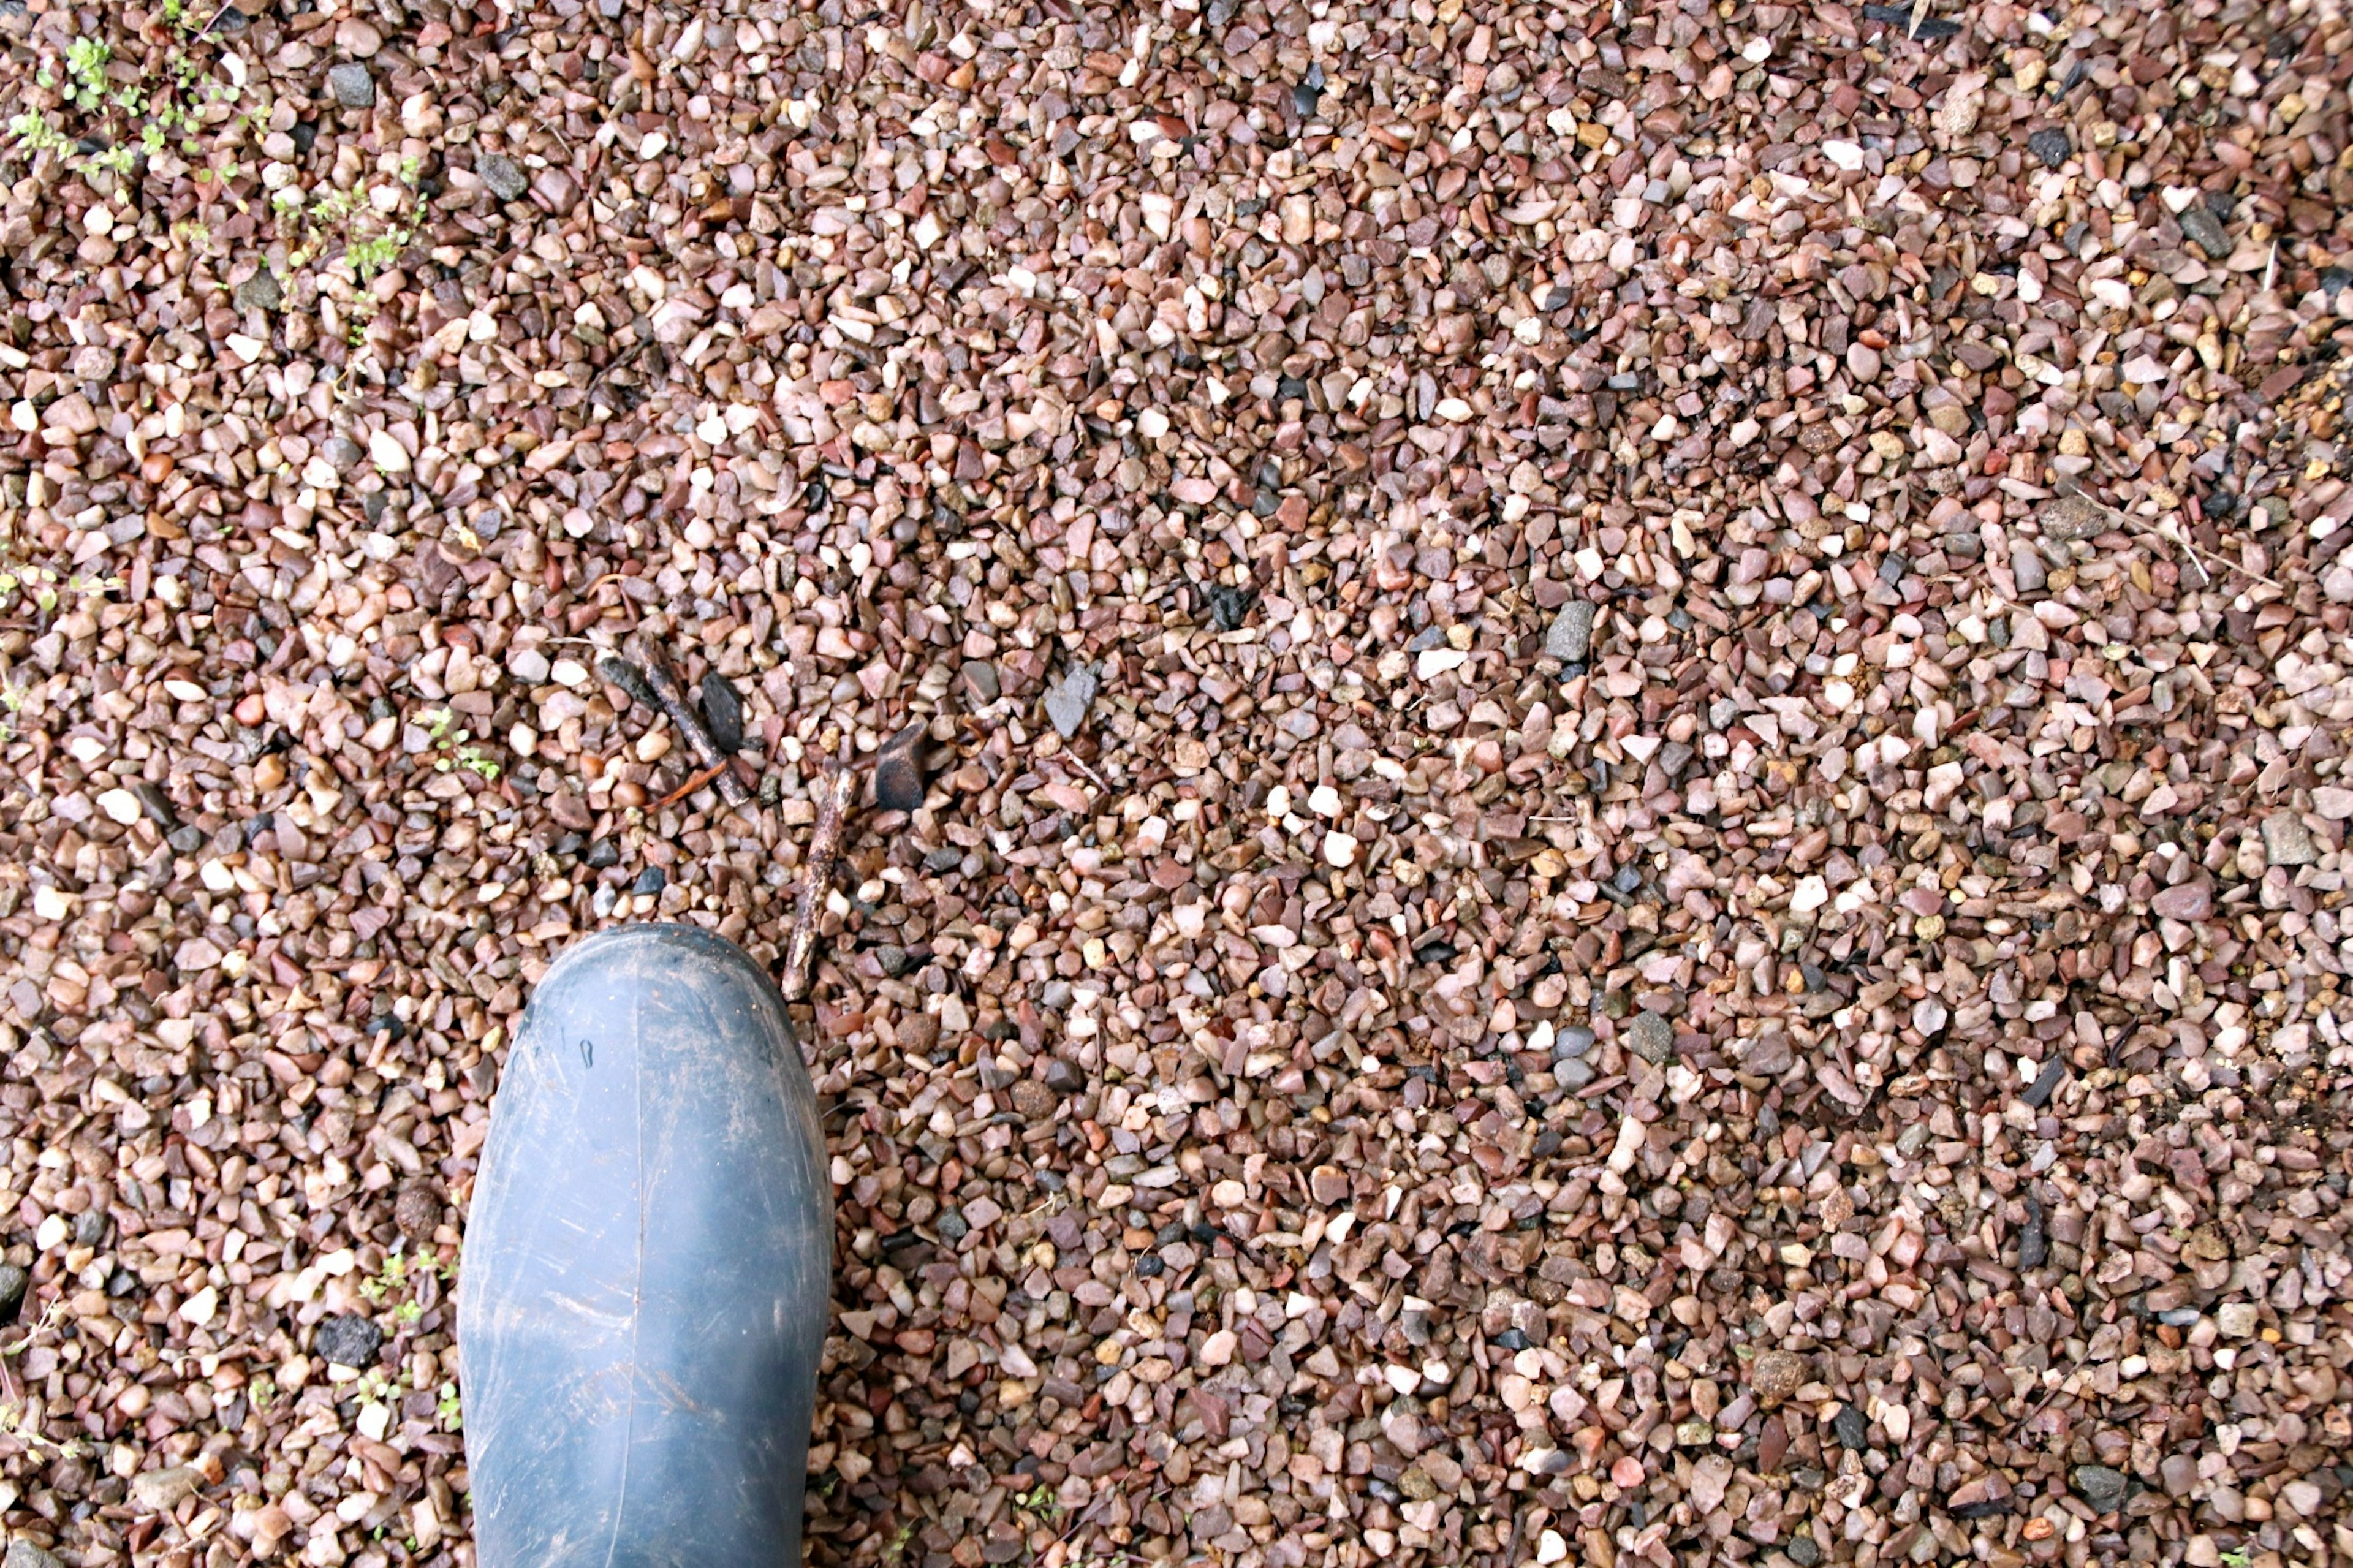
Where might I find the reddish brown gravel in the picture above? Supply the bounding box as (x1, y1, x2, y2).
(3, 1, 2352, 1567)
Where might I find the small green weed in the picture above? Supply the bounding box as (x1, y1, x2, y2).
(63, 38, 111, 111)
(2221, 1549, 2253, 1568)
(358, 1251, 409, 1304)
(286, 158, 426, 281)
(0, 558, 119, 615)
(3, 16, 269, 204)
(436, 1380, 463, 1431)
(1014, 1483, 1062, 1525)
(422, 708, 502, 781)
(6, 112, 69, 155)
(359, 1248, 438, 1327)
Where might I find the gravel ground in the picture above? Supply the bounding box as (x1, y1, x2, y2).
(4, 0, 2353, 1566)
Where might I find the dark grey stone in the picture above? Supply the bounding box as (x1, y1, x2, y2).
(1044, 663, 1098, 738)
(316, 1314, 384, 1368)
(2073, 1464, 2128, 1514)
(1546, 599, 1596, 662)
(1626, 1011, 1673, 1064)
(478, 153, 529, 202)
(328, 62, 376, 108)
(2177, 205, 2230, 261)
(233, 268, 283, 312)
(873, 724, 927, 813)
(1832, 1403, 1870, 1450)
(697, 671, 743, 755)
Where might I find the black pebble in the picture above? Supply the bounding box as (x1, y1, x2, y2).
(130, 780, 181, 830)
(632, 866, 667, 896)
(2020, 1058, 2067, 1108)
(936, 1210, 970, 1243)
(316, 1314, 385, 1368)
(1207, 583, 1256, 631)
(2177, 205, 2232, 261)
(167, 824, 207, 854)
(552, 831, 583, 857)
(1136, 1253, 1165, 1277)
(2028, 127, 2071, 169)
(596, 656, 659, 711)
(698, 671, 743, 754)
(583, 838, 620, 869)
(874, 724, 928, 813)
(1491, 1327, 1530, 1352)
(2019, 1191, 2048, 1268)
(0, 1263, 26, 1326)
(1832, 1403, 1871, 1450)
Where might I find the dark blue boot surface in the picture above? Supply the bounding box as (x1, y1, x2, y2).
(460, 923, 832, 1568)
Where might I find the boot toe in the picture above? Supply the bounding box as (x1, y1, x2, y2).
(459, 924, 832, 1568)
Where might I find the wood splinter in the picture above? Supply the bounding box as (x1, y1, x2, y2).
(780, 762, 860, 1002)
(624, 634, 752, 808)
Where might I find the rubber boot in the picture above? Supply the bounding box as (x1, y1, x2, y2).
(458, 923, 832, 1568)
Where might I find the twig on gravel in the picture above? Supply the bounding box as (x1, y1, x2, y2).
(781, 762, 860, 1002)
(1061, 748, 1114, 797)
(2064, 487, 2290, 594)
(623, 634, 751, 807)
(2165, 529, 2290, 594)
(656, 759, 734, 808)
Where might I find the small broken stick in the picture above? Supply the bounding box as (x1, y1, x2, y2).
(622, 634, 752, 808)
(781, 762, 860, 1001)
(656, 759, 734, 808)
